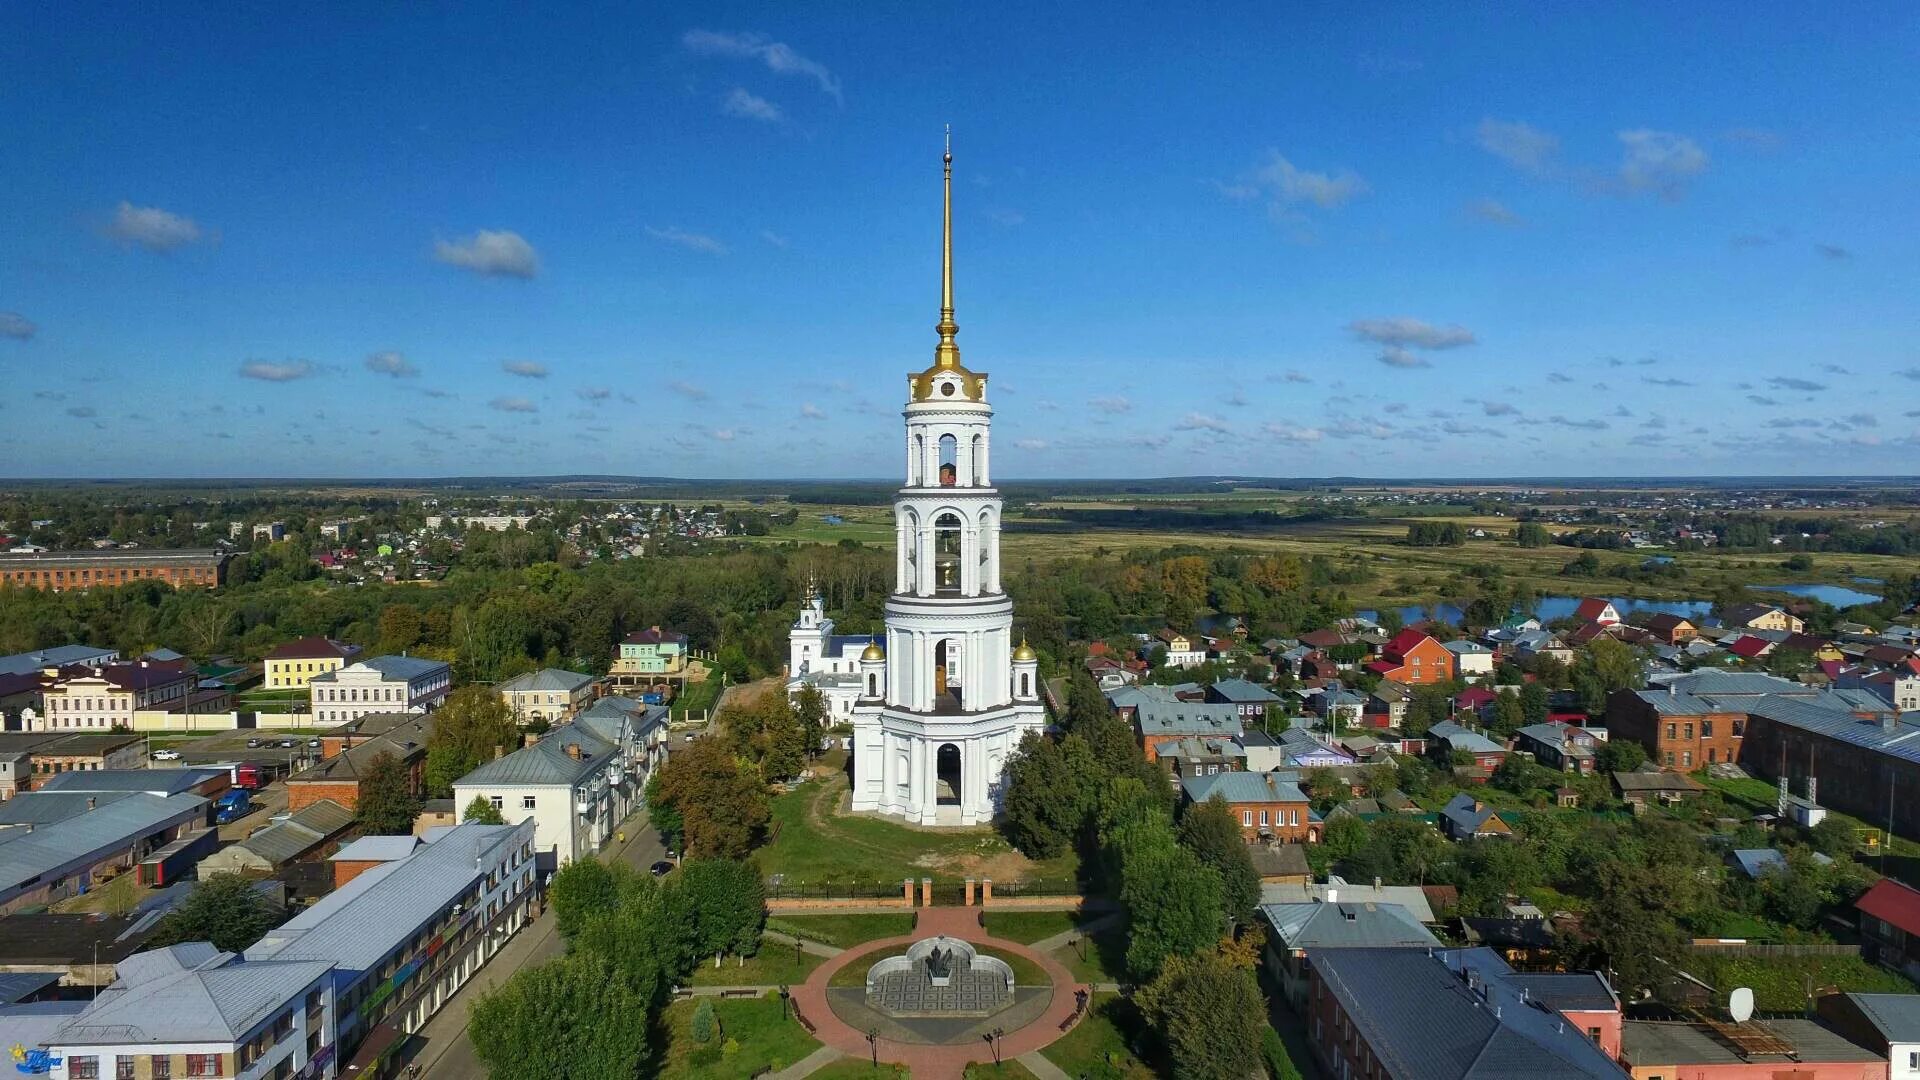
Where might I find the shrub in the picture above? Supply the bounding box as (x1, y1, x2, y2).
(691, 999, 716, 1044)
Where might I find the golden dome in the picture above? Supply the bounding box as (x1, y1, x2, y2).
(1012, 639, 1037, 662)
(861, 641, 885, 662)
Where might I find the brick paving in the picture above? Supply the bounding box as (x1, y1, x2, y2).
(789, 907, 1089, 1080)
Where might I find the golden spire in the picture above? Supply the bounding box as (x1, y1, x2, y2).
(934, 125, 960, 370)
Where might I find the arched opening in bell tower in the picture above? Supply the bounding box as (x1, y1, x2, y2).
(932, 512, 962, 595)
(970, 433, 985, 485)
(936, 742, 961, 806)
(938, 433, 958, 487)
(932, 636, 964, 711)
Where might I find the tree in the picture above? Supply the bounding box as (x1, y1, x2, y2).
(424, 685, 523, 796)
(677, 859, 766, 964)
(1120, 829, 1226, 982)
(1596, 738, 1647, 773)
(1000, 731, 1098, 860)
(355, 751, 421, 835)
(1518, 681, 1550, 725)
(1137, 951, 1267, 1080)
(792, 683, 827, 760)
(1572, 638, 1644, 715)
(463, 794, 506, 824)
(645, 771, 683, 853)
(1514, 522, 1551, 548)
(1178, 795, 1261, 924)
(470, 955, 650, 1080)
(145, 874, 283, 953)
(550, 859, 623, 940)
(652, 738, 771, 859)
(1066, 665, 1108, 732)
(691, 998, 717, 1043)
(1808, 815, 1857, 857)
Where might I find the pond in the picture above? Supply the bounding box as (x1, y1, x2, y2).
(1747, 583, 1882, 608)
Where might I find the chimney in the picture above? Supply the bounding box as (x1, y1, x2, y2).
(493, 745, 505, 760)
(86, 797, 96, 811)
(565, 743, 582, 760)
(1374, 876, 1382, 890)
(1325, 887, 1338, 904)
(1884, 713, 1898, 734)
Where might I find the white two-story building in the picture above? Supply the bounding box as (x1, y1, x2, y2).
(453, 717, 649, 870)
(309, 656, 451, 726)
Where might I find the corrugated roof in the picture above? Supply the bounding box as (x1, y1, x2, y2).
(454, 724, 615, 788)
(222, 799, 355, 867)
(496, 667, 596, 694)
(0, 972, 60, 1005)
(1181, 771, 1307, 806)
(0, 793, 207, 894)
(51, 944, 332, 1046)
(1262, 883, 1436, 922)
(1209, 678, 1279, 702)
(1622, 1018, 1879, 1065)
(248, 821, 529, 972)
(0, 791, 138, 825)
(1429, 722, 1504, 754)
(1843, 992, 1920, 1043)
(288, 714, 434, 782)
(38, 768, 225, 796)
(0, 645, 118, 677)
(1136, 700, 1244, 737)
(329, 835, 421, 863)
(1261, 900, 1439, 949)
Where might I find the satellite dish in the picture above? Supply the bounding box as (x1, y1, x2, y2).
(1729, 986, 1755, 1024)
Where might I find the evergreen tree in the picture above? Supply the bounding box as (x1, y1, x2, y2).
(1000, 731, 1098, 860)
(1066, 665, 1108, 731)
(145, 874, 283, 953)
(463, 794, 506, 824)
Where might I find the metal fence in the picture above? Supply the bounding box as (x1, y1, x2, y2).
(759, 875, 1082, 901)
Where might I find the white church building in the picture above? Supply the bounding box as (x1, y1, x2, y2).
(787, 141, 1046, 826)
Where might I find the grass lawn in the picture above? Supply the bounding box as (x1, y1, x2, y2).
(684, 948, 824, 988)
(1051, 925, 1128, 985)
(963, 1062, 1042, 1080)
(807, 1061, 910, 1080)
(671, 678, 722, 722)
(765, 913, 916, 949)
(1040, 992, 1158, 1079)
(658, 995, 820, 1080)
(829, 944, 1051, 988)
(1682, 952, 1919, 1010)
(754, 773, 1080, 888)
(981, 910, 1085, 944)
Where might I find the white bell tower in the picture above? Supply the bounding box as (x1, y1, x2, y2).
(848, 135, 1046, 827)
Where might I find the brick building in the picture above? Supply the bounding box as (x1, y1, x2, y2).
(1179, 771, 1318, 842)
(0, 548, 231, 591)
(285, 714, 433, 813)
(1604, 672, 1811, 770)
(1366, 628, 1456, 686)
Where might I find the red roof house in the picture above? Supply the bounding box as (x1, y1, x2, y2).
(1858, 878, 1920, 970)
(1727, 635, 1775, 661)
(1573, 598, 1621, 626)
(1372, 629, 1455, 686)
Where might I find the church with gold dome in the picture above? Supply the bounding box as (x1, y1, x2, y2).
(785, 139, 1047, 826)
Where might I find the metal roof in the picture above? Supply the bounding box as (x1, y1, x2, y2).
(1181, 771, 1307, 806)
(329, 835, 421, 863)
(1309, 947, 1627, 1078)
(0, 793, 207, 895)
(1261, 883, 1437, 922)
(1260, 901, 1439, 950)
(1622, 1018, 1879, 1066)
(38, 768, 225, 796)
(0, 791, 138, 825)
(247, 821, 529, 973)
(454, 724, 615, 788)
(1842, 992, 1920, 1043)
(495, 667, 596, 694)
(311, 654, 449, 683)
(218, 799, 355, 867)
(1135, 700, 1244, 737)
(1429, 722, 1504, 754)
(0, 972, 60, 1005)
(50, 944, 332, 1046)
(1208, 678, 1279, 702)
(0, 645, 119, 677)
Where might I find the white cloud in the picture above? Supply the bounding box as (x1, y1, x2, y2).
(708, 427, 739, 441)
(1348, 317, 1476, 350)
(490, 396, 538, 413)
(681, 30, 842, 103)
(1262, 422, 1323, 443)
(1090, 396, 1132, 414)
(800, 402, 827, 420)
(365, 351, 417, 378)
(1465, 197, 1521, 226)
(106, 202, 203, 252)
(0, 312, 35, 340)
(1617, 130, 1709, 200)
(646, 226, 729, 255)
(760, 230, 789, 248)
(1176, 412, 1230, 434)
(239, 360, 315, 382)
(1013, 437, 1048, 451)
(434, 230, 539, 279)
(1549, 415, 1608, 430)
(722, 87, 784, 123)
(1247, 150, 1369, 210)
(577, 387, 612, 402)
(502, 360, 549, 378)
(1475, 119, 1559, 174)
(669, 380, 709, 401)
(1377, 346, 1429, 369)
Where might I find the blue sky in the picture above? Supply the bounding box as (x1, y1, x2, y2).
(3, 2, 1917, 478)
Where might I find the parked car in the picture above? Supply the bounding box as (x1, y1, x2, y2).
(649, 861, 675, 877)
(277, 738, 297, 748)
(151, 748, 181, 761)
(245, 738, 263, 748)
(306, 738, 321, 748)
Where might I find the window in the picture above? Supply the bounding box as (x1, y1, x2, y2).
(1664, 752, 1675, 766)
(117, 1059, 136, 1080)
(1732, 719, 1744, 736)
(69, 1059, 99, 1080)
(522, 795, 537, 809)
(490, 796, 504, 810)
(1683, 723, 1693, 741)
(1909, 1052, 1918, 1070)
(1682, 751, 1692, 767)
(1701, 719, 1713, 738)
(1588, 1027, 1601, 1043)
(151, 1057, 172, 1079)
(186, 1054, 222, 1077)
(1707, 748, 1716, 764)
(1259, 810, 1270, 827)
(1241, 810, 1252, 827)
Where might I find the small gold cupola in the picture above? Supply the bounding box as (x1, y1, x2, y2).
(910, 128, 987, 403)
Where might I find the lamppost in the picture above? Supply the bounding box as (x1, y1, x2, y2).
(778, 984, 790, 1021)
(865, 1028, 879, 1067)
(987, 1027, 1005, 1065)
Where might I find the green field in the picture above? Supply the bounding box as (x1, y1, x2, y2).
(658, 995, 819, 1080)
(808, 1061, 911, 1080)
(753, 773, 1080, 888)
(1040, 992, 1158, 1079)
(963, 1062, 1042, 1080)
(765, 913, 917, 949)
(1681, 951, 1918, 1010)
(980, 910, 1090, 945)
(1051, 925, 1128, 985)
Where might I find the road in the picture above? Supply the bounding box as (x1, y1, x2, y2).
(413, 807, 665, 1079)
(217, 781, 288, 842)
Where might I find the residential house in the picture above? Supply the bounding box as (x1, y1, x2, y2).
(1439, 793, 1514, 840)
(1818, 992, 1920, 1080)
(495, 667, 596, 724)
(1278, 727, 1354, 769)
(1314, 687, 1368, 729)
(1082, 655, 1137, 691)
(574, 696, 672, 779)
(1644, 613, 1700, 645)
(1367, 628, 1455, 686)
(1366, 681, 1412, 728)
(308, 656, 451, 726)
(1134, 700, 1243, 763)
(36, 661, 196, 732)
(612, 626, 689, 678)
(1727, 847, 1833, 880)
(41, 943, 336, 1080)
(1427, 720, 1509, 777)
(1154, 736, 1246, 778)
(1620, 1016, 1883, 1079)
(1456, 916, 1560, 969)
(1442, 639, 1496, 679)
(1179, 771, 1317, 842)
(1249, 841, 1312, 885)
(1575, 597, 1623, 626)
(1258, 899, 1439, 1007)
(1839, 663, 1920, 712)
(1205, 678, 1280, 721)
(245, 821, 537, 1073)
(1261, 881, 1437, 922)
(1612, 769, 1706, 809)
(1304, 947, 1627, 1079)
(1859, 878, 1920, 979)
(1724, 602, 1806, 634)
(1153, 629, 1206, 669)
(1510, 631, 1576, 667)
(453, 724, 636, 869)
(1238, 729, 1288, 773)
(263, 636, 363, 692)
(1515, 721, 1601, 775)
(1727, 634, 1776, 662)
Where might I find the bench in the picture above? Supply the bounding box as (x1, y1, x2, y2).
(720, 988, 760, 998)
(794, 1009, 817, 1035)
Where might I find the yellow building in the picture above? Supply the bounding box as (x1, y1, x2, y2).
(263, 636, 362, 691)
